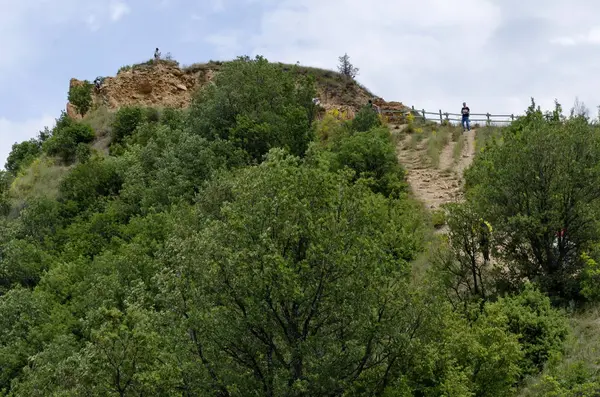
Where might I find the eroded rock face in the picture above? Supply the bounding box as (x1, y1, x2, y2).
(74, 62, 203, 111)
(66, 102, 81, 119)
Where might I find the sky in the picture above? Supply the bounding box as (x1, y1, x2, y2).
(1, 0, 600, 166)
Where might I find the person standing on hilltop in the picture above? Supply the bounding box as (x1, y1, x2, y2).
(154, 48, 161, 62)
(461, 102, 471, 132)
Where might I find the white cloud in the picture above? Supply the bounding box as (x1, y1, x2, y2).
(86, 14, 100, 31)
(211, 0, 226, 13)
(205, 31, 242, 58)
(0, 115, 56, 169)
(0, 0, 133, 80)
(110, 1, 131, 22)
(551, 27, 600, 46)
(212, 0, 600, 117)
(246, 0, 504, 112)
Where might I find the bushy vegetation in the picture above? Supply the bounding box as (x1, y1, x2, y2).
(0, 56, 597, 396)
(42, 113, 95, 163)
(67, 80, 93, 116)
(5, 139, 41, 175)
(463, 99, 600, 303)
(188, 55, 317, 161)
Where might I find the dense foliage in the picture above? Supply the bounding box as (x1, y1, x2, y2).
(0, 57, 591, 395)
(68, 80, 94, 116)
(188, 55, 317, 161)
(462, 99, 600, 303)
(5, 140, 41, 175)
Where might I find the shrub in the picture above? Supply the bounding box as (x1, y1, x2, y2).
(111, 106, 145, 144)
(431, 208, 446, 228)
(486, 283, 569, 377)
(117, 65, 132, 74)
(188, 55, 317, 160)
(315, 113, 350, 145)
(160, 107, 185, 131)
(331, 127, 407, 197)
(351, 103, 381, 132)
(59, 156, 123, 214)
(580, 248, 600, 302)
(5, 139, 41, 174)
(76, 143, 92, 163)
(68, 80, 93, 116)
(145, 108, 160, 123)
(43, 118, 95, 163)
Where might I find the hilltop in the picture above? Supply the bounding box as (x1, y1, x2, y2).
(66, 58, 407, 120)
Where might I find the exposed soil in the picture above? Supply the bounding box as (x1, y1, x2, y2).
(396, 129, 476, 210)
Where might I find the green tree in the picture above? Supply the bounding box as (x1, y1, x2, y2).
(485, 283, 569, 377)
(157, 149, 426, 395)
(464, 99, 600, 302)
(68, 80, 93, 116)
(329, 127, 407, 197)
(188, 55, 317, 160)
(433, 202, 494, 307)
(58, 156, 123, 214)
(111, 106, 145, 144)
(337, 53, 359, 79)
(42, 115, 95, 163)
(0, 287, 73, 393)
(5, 139, 41, 174)
(0, 239, 52, 292)
(351, 103, 381, 132)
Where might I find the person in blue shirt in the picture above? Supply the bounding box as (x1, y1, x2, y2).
(461, 102, 471, 132)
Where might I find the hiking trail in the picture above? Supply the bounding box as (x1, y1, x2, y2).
(394, 126, 477, 210)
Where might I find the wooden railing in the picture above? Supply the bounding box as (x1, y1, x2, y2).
(380, 105, 518, 125)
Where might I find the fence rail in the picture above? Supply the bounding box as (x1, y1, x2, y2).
(381, 105, 519, 125)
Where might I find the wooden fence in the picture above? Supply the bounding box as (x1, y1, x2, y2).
(380, 105, 518, 125)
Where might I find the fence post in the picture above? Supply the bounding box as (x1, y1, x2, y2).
(422, 109, 426, 120)
(439, 109, 443, 123)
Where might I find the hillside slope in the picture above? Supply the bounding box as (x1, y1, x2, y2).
(395, 126, 476, 210)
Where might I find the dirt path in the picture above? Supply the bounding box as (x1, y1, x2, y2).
(439, 138, 457, 171)
(396, 129, 477, 210)
(455, 129, 476, 176)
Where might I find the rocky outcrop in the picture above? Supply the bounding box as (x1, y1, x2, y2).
(83, 61, 203, 110)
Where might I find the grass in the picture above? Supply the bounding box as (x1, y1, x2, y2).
(473, 125, 505, 153)
(389, 127, 406, 148)
(408, 129, 425, 151)
(182, 60, 226, 74)
(118, 59, 181, 75)
(425, 128, 450, 168)
(452, 134, 465, 165)
(407, 121, 457, 168)
(9, 156, 72, 203)
(84, 106, 114, 138)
